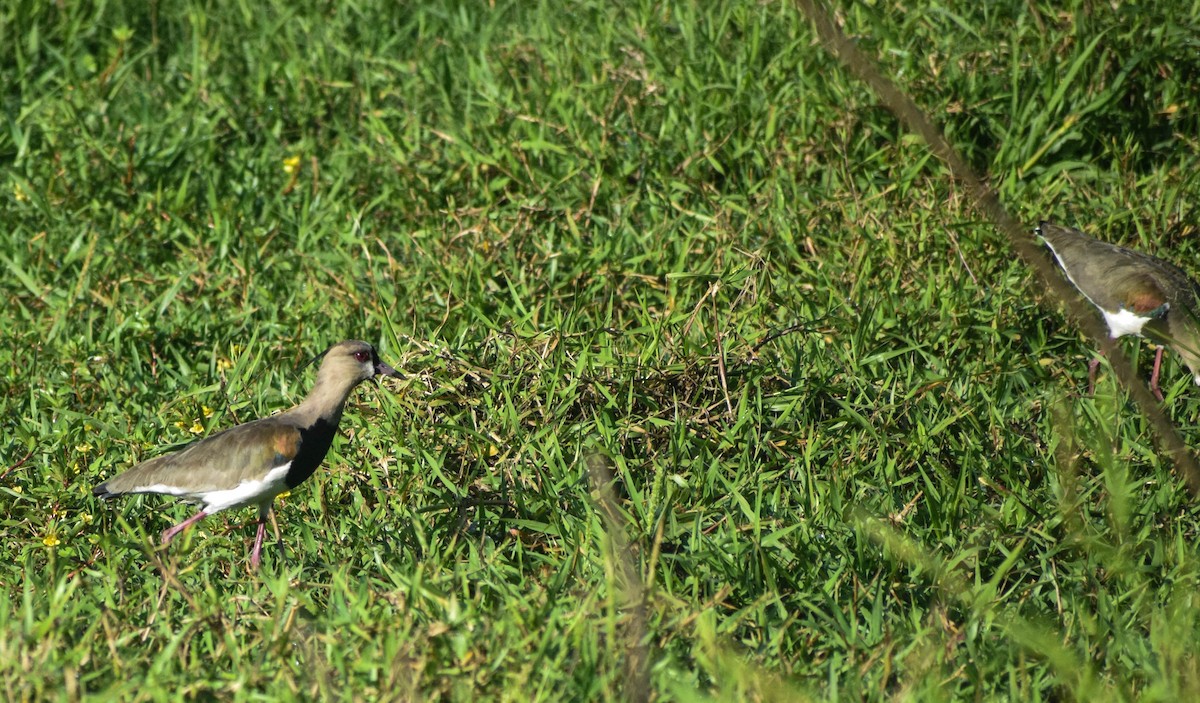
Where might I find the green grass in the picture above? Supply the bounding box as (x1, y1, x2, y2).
(4, 0, 1200, 699)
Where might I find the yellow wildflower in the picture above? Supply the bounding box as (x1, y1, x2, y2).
(43, 535, 60, 548)
(13, 183, 28, 203)
(189, 421, 204, 434)
(202, 405, 214, 418)
(75, 442, 93, 453)
(282, 155, 301, 175)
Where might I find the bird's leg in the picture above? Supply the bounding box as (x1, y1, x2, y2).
(1149, 346, 1165, 401)
(249, 505, 271, 569)
(269, 508, 285, 562)
(161, 511, 208, 545)
(1088, 357, 1102, 396)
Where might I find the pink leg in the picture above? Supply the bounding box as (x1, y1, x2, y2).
(249, 507, 270, 569)
(161, 511, 208, 545)
(1088, 357, 1102, 396)
(1149, 346, 1165, 401)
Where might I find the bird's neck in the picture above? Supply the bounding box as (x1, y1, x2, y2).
(287, 375, 359, 427)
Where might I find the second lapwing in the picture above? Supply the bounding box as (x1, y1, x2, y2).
(94, 340, 399, 568)
(1037, 221, 1200, 398)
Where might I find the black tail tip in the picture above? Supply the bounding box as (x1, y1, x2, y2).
(92, 483, 114, 499)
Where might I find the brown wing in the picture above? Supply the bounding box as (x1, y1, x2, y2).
(95, 419, 302, 496)
(1040, 223, 1171, 314)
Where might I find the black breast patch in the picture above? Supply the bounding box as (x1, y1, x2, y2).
(285, 417, 339, 489)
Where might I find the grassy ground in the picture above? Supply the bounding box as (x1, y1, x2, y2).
(4, 0, 1200, 699)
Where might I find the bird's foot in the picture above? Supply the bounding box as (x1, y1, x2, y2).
(161, 511, 208, 545)
(249, 519, 267, 569)
(1087, 357, 1102, 396)
(1150, 346, 1165, 401)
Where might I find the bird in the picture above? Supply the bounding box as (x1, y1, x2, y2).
(1037, 221, 1200, 399)
(94, 340, 399, 568)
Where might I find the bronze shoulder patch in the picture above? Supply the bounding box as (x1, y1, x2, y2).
(271, 427, 302, 464)
(1126, 279, 1167, 314)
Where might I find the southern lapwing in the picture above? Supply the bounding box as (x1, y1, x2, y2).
(1037, 221, 1200, 399)
(94, 340, 399, 568)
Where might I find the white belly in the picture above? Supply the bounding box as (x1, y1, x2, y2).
(1101, 307, 1159, 338)
(137, 462, 293, 514)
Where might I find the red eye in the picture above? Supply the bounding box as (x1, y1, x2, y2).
(354, 351, 370, 362)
